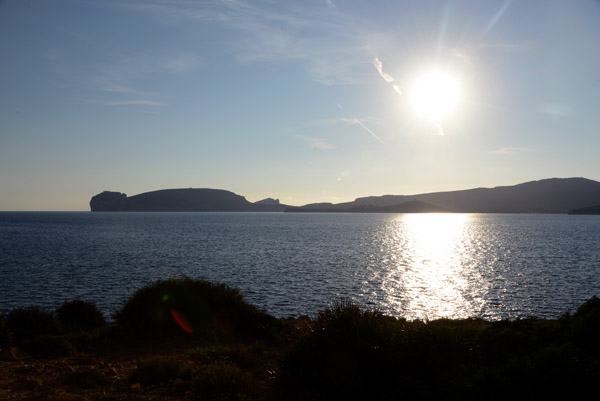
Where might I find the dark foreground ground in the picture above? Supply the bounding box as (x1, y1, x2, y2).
(1, 279, 600, 400)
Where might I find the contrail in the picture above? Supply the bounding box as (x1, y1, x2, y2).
(484, 0, 514, 35)
(336, 103, 385, 144)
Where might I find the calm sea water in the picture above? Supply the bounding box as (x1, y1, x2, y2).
(1, 212, 599, 320)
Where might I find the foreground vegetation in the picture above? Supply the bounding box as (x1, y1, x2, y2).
(1, 278, 599, 400)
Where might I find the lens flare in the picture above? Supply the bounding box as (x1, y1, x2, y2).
(170, 308, 194, 334)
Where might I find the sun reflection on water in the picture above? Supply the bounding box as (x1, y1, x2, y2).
(381, 213, 485, 320)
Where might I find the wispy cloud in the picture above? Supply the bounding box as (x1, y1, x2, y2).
(50, 22, 202, 109)
(97, 81, 166, 106)
(372, 57, 402, 94)
(311, 116, 374, 127)
(373, 57, 394, 83)
(491, 147, 537, 155)
(296, 135, 335, 150)
(105, 100, 167, 106)
(431, 120, 445, 136)
(161, 52, 202, 73)
(115, 0, 362, 85)
(101, 83, 158, 97)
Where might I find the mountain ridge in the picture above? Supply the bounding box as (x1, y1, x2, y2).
(90, 177, 600, 213)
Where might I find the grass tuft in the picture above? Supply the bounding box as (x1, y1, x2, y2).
(192, 361, 260, 401)
(131, 355, 193, 386)
(62, 367, 109, 389)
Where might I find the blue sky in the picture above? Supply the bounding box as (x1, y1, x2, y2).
(1, 0, 600, 210)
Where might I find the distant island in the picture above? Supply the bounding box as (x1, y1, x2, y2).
(90, 189, 289, 212)
(91, 177, 600, 213)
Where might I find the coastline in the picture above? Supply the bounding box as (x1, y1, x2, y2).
(1, 279, 599, 400)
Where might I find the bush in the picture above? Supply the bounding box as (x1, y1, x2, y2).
(279, 299, 406, 400)
(113, 278, 279, 341)
(56, 300, 106, 333)
(5, 306, 60, 344)
(571, 295, 600, 356)
(0, 314, 14, 347)
(20, 334, 74, 358)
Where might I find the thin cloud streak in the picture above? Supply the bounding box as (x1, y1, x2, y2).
(106, 100, 167, 106)
(430, 120, 445, 136)
(491, 147, 537, 155)
(373, 57, 402, 94)
(483, 0, 514, 35)
(336, 103, 385, 144)
(373, 57, 395, 83)
(296, 135, 335, 150)
(116, 0, 361, 85)
(101, 83, 159, 97)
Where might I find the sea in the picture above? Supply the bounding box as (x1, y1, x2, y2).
(1, 212, 599, 321)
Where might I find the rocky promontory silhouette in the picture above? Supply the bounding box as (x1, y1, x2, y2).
(90, 188, 289, 212)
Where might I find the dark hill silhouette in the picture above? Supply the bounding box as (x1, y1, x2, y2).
(90, 189, 289, 212)
(285, 199, 448, 213)
(292, 177, 600, 214)
(568, 204, 600, 215)
(90, 177, 600, 213)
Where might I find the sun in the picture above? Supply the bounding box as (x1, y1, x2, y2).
(409, 69, 462, 121)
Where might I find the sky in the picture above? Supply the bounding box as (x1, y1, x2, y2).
(1, 0, 600, 210)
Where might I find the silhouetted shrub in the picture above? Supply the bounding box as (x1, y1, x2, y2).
(477, 317, 564, 365)
(20, 334, 74, 358)
(5, 306, 60, 344)
(113, 278, 279, 341)
(279, 299, 408, 400)
(571, 295, 600, 356)
(56, 299, 107, 333)
(0, 314, 14, 347)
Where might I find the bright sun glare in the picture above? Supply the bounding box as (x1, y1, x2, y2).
(409, 69, 462, 121)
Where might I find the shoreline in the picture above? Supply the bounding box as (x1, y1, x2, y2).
(2, 279, 599, 400)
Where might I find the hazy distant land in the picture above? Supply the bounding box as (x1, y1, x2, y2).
(90, 177, 600, 214)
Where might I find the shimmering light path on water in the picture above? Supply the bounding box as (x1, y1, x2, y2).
(1, 212, 599, 320)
